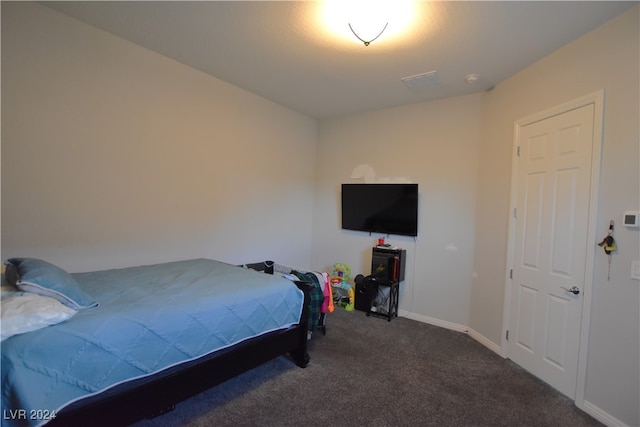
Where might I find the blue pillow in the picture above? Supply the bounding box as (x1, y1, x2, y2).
(6, 258, 98, 310)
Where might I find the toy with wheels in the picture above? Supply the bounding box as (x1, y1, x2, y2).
(330, 262, 352, 306)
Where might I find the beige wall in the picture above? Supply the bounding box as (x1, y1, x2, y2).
(472, 6, 639, 426)
(1, 2, 318, 272)
(312, 94, 482, 330)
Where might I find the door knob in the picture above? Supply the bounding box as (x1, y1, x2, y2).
(562, 285, 581, 295)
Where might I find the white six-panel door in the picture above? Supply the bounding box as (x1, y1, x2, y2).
(508, 102, 596, 399)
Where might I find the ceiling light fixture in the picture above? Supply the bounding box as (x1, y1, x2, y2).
(348, 22, 388, 46)
(322, 0, 416, 47)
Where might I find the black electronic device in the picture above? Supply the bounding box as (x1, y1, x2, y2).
(341, 183, 418, 237)
(371, 247, 406, 282)
(354, 274, 377, 312)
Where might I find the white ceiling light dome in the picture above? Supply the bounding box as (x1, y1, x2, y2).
(322, 0, 417, 47)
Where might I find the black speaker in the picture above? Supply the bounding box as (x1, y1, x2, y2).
(355, 274, 378, 312)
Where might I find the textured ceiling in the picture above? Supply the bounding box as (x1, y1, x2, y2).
(44, 1, 635, 119)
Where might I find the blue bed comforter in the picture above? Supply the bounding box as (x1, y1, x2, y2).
(1, 259, 304, 427)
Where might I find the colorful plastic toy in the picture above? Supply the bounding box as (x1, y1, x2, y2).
(330, 262, 351, 291)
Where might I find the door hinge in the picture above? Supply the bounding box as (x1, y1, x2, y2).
(509, 269, 513, 279)
(513, 207, 518, 219)
(506, 330, 509, 341)
(517, 146, 521, 156)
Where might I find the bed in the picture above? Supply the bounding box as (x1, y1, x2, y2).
(1, 258, 310, 427)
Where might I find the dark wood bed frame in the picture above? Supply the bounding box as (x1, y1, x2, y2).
(49, 281, 311, 427)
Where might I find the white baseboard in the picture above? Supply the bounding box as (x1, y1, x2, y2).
(466, 327, 502, 355)
(399, 309, 468, 333)
(398, 309, 502, 356)
(580, 400, 630, 427)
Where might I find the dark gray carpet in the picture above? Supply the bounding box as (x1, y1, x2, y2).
(133, 308, 602, 427)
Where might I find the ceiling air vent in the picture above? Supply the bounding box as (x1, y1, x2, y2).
(401, 70, 441, 92)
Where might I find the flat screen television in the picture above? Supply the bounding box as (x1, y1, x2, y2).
(341, 183, 418, 237)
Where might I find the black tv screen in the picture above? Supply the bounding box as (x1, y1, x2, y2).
(341, 183, 418, 237)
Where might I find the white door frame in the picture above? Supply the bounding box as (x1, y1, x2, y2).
(501, 90, 604, 408)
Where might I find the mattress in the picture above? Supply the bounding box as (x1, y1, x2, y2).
(1, 259, 304, 427)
